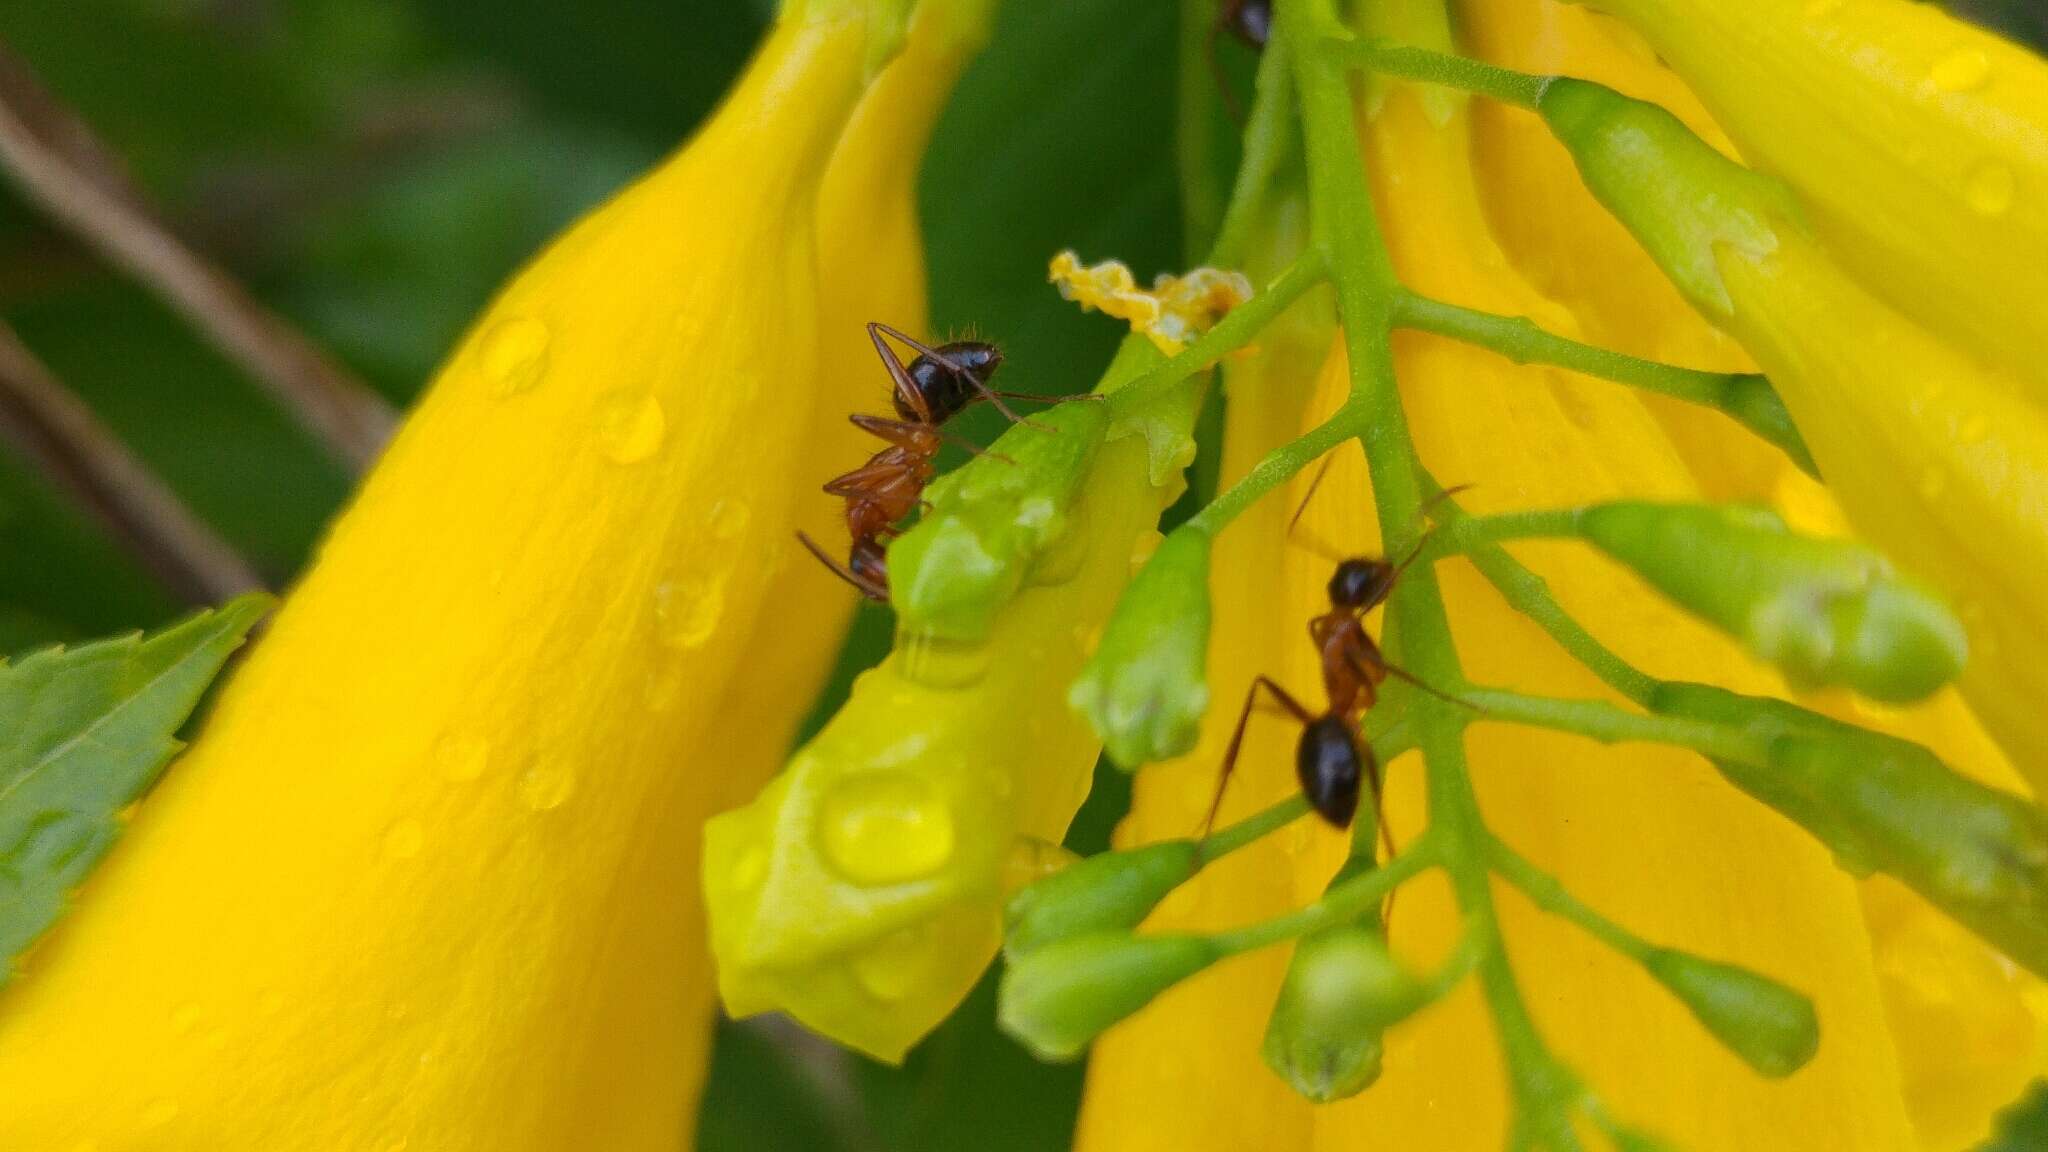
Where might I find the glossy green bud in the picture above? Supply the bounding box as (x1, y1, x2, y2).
(1261, 924, 1422, 1102)
(1654, 681, 2048, 977)
(1537, 76, 1801, 319)
(1579, 502, 1966, 702)
(1068, 526, 1213, 769)
(888, 397, 1113, 642)
(1641, 947, 1818, 1078)
(997, 932, 1219, 1061)
(1003, 839, 1200, 958)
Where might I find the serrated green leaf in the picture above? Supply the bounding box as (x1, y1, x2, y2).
(0, 592, 271, 975)
(1976, 1081, 2048, 1152)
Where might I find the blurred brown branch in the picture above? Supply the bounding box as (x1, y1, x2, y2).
(0, 41, 394, 472)
(0, 321, 264, 604)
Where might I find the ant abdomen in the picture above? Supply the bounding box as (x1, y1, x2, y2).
(1296, 714, 1366, 828)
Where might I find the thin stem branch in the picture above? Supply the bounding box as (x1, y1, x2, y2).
(1109, 248, 1330, 414)
(1460, 687, 1770, 765)
(1487, 835, 1650, 962)
(0, 322, 264, 603)
(0, 45, 394, 471)
(1210, 834, 1439, 955)
(1183, 403, 1360, 535)
(1197, 793, 1310, 863)
(1209, 30, 1300, 266)
(1323, 37, 1547, 109)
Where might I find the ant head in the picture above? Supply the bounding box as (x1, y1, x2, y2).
(1222, 0, 1271, 47)
(902, 341, 1004, 423)
(936, 341, 1002, 382)
(1328, 557, 1396, 611)
(1295, 715, 1364, 828)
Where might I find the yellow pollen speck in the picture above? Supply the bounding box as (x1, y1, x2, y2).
(1049, 250, 1253, 353)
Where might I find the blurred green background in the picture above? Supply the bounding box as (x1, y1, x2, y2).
(0, 2, 2039, 1148)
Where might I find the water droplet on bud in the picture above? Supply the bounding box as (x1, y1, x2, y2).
(817, 772, 956, 885)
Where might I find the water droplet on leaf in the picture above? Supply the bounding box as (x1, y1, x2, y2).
(433, 733, 489, 782)
(818, 772, 955, 885)
(478, 317, 551, 397)
(709, 499, 751, 540)
(517, 760, 577, 812)
(655, 571, 727, 650)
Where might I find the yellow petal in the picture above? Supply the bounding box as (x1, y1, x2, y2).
(1589, 0, 2048, 391)
(0, 13, 868, 1149)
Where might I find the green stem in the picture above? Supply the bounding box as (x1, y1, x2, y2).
(1461, 688, 1771, 766)
(1177, 0, 1232, 262)
(1436, 507, 1586, 553)
(1210, 28, 1301, 266)
(1322, 37, 1547, 108)
(1184, 404, 1361, 535)
(1108, 249, 1330, 415)
(1211, 834, 1440, 955)
(1197, 794, 1311, 863)
(1487, 835, 1651, 963)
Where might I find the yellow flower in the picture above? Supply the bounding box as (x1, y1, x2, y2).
(1585, 0, 2048, 391)
(1050, 250, 1256, 354)
(1080, 4, 2042, 1146)
(0, 7, 878, 1147)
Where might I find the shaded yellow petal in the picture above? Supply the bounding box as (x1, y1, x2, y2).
(0, 13, 869, 1149)
(1589, 0, 2048, 391)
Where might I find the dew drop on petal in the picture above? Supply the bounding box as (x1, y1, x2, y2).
(654, 571, 727, 650)
(433, 733, 489, 783)
(853, 925, 935, 1003)
(1965, 161, 2016, 217)
(1929, 48, 1990, 93)
(818, 772, 956, 886)
(517, 760, 577, 812)
(709, 499, 751, 541)
(1003, 836, 1078, 895)
(478, 316, 551, 398)
(383, 819, 425, 861)
(594, 393, 667, 463)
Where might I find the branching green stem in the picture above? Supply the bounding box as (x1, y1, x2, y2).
(1108, 249, 1330, 415)
(1184, 403, 1360, 535)
(1461, 688, 1771, 767)
(1211, 833, 1440, 955)
(1197, 794, 1311, 863)
(1488, 835, 1651, 963)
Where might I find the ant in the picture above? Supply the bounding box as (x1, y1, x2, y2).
(1208, 0, 1272, 123)
(1205, 476, 1470, 864)
(797, 321, 1027, 602)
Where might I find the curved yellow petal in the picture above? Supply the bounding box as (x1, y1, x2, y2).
(0, 13, 869, 1149)
(1587, 0, 2048, 392)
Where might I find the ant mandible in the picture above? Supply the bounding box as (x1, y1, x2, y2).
(797, 321, 1024, 602)
(1206, 478, 1468, 856)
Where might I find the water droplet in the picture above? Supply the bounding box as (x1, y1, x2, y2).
(383, 819, 424, 860)
(817, 772, 955, 886)
(1003, 837, 1078, 895)
(731, 846, 767, 891)
(1930, 48, 1990, 93)
(478, 316, 551, 398)
(594, 393, 667, 463)
(895, 631, 992, 689)
(709, 499, 751, 541)
(853, 925, 935, 1002)
(1965, 161, 2016, 217)
(169, 1002, 201, 1033)
(643, 665, 686, 713)
(654, 572, 727, 650)
(433, 733, 489, 783)
(517, 760, 577, 812)
(142, 1098, 180, 1127)
(1917, 468, 1948, 502)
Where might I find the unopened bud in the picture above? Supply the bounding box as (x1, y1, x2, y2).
(1641, 947, 1818, 1077)
(1261, 924, 1422, 1102)
(1068, 526, 1213, 768)
(1580, 502, 1965, 702)
(1004, 839, 1201, 958)
(998, 933, 1219, 1061)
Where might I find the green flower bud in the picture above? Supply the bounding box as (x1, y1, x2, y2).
(889, 397, 1114, 642)
(1653, 681, 2048, 977)
(1537, 76, 1801, 319)
(1067, 526, 1213, 769)
(1003, 839, 1201, 958)
(1261, 924, 1422, 1102)
(1640, 947, 1818, 1078)
(1579, 502, 1966, 702)
(997, 933, 1219, 1062)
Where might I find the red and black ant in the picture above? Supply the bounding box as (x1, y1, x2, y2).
(1208, 0, 1272, 122)
(1206, 478, 1469, 858)
(797, 321, 1025, 602)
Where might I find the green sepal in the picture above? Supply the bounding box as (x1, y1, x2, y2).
(997, 932, 1220, 1061)
(888, 398, 1112, 642)
(1537, 77, 1801, 319)
(1003, 839, 1201, 958)
(1640, 947, 1818, 1078)
(1068, 526, 1214, 769)
(0, 594, 273, 976)
(1261, 922, 1421, 1102)
(1579, 501, 1966, 702)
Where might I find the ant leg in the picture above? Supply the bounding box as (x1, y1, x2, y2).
(848, 412, 937, 452)
(1348, 647, 1477, 713)
(797, 531, 888, 602)
(1381, 483, 1477, 584)
(1201, 675, 1314, 840)
(1283, 452, 1353, 565)
(868, 322, 935, 424)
